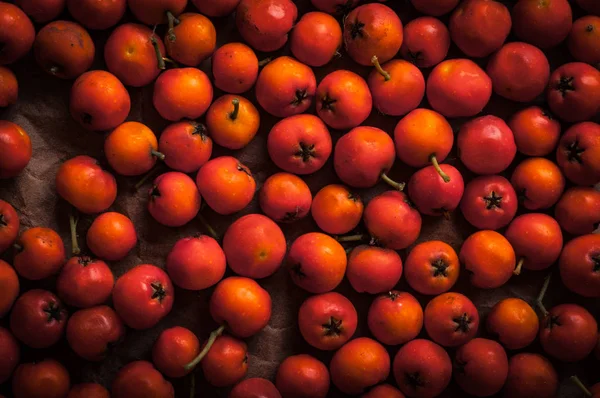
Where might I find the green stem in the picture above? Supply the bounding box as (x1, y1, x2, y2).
(371, 56, 391, 81)
(381, 173, 405, 191)
(151, 36, 166, 70)
(258, 57, 273, 67)
(166, 11, 178, 42)
(151, 149, 165, 161)
(70, 213, 80, 255)
(135, 166, 160, 190)
(197, 214, 219, 240)
(184, 325, 226, 371)
(536, 273, 552, 317)
(429, 155, 450, 183)
(570, 376, 593, 397)
(336, 234, 367, 243)
(162, 57, 179, 67)
(229, 98, 240, 121)
(513, 257, 524, 276)
(189, 373, 195, 398)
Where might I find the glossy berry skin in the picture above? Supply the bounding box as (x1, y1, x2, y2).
(369, 60, 425, 117)
(460, 230, 516, 289)
(330, 337, 390, 395)
(408, 164, 464, 217)
(70, 70, 131, 132)
(56, 256, 114, 308)
(457, 115, 516, 175)
(166, 235, 226, 290)
(287, 232, 347, 294)
(362, 384, 405, 398)
(486, 298, 539, 350)
(343, 3, 403, 66)
(159, 121, 212, 173)
(368, 291, 423, 346)
(212, 43, 258, 94)
(0, 200, 19, 254)
(460, 175, 518, 230)
(10, 289, 68, 349)
(275, 354, 330, 398)
(453, 338, 509, 397)
(504, 213, 563, 273)
(0, 3, 35, 65)
(66, 305, 125, 361)
(235, 0, 298, 52)
(152, 326, 200, 378)
(508, 106, 560, 157)
(290, 11, 342, 67)
(111, 361, 174, 398)
(559, 234, 600, 298)
(424, 292, 479, 347)
(568, 16, 600, 65)
(364, 191, 422, 250)
(0, 121, 32, 179)
(0, 327, 19, 384)
(67, 0, 126, 30)
(393, 339, 452, 398)
(449, 0, 511, 58)
(206, 95, 260, 150)
(112, 264, 174, 330)
(404, 241, 460, 296)
(503, 353, 558, 398)
(0, 260, 19, 318)
(259, 172, 312, 223)
(67, 383, 110, 398)
(15, 0, 65, 24)
(400, 16, 450, 68)
(153, 68, 214, 122)
(556, 122, 600, 186)
(148, 172, 201, 227)
(55, 156, 117, 214)
(229, 378, 281, 398)
(298, 292, 358, 351)
(209, 276, 272, 338)
(267, 114, 332, 175)
(311, 184, 363, 235)
(539, 304, 598, 362)
(201, 335, 248, 387)
(86, 212, 138, 261)
(127, 0, 186, 25)
(555, 187, 600, 235)
(511, 157, 565, 210)
(512, 0, 572, 49)
(165, 13, 216, 67)
(0, 67, 18, 107)
(547, 63, 600, 123)
(347, 246, 403, 294)
(12, 359, 70, 398)
(104, 121, 161, 177)
(13, 227, 66, 281)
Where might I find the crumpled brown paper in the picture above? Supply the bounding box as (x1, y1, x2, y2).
(1, 1, 598, 397)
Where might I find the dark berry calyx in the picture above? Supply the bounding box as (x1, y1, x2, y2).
(405, 372, 425, 389)
(347, 191, 360, 202)
(291, 89, 310, 107)
(540, 108, 553, 120)
(517, 188, 528, 204)
(454, 359, 467, 375)
(44, 302, 64, 323)
(555, 76, 575, 97)
(387, 291, 400, 301)
(320, 94, 337, 111)
(453, 313, 473, 333)
(0, 213, 7, 227)
(78, 256, 93, 266)
(291, 263, 306, 279)
(281, 207, 300, 223)
(82, 112, 93, 125)
(592, 253, 600, 272)
(150, 186, 161, 199)
(322, 316, 343, 336)
(565, 140, 585, 164)
(431, 259, 449, 277)
(348, 20, 365, 39)
(294, 142, 316, 163)
(192, 123, 207, 140)
(586, 24, 594, 33)
(546, 314, 561, 329)
(407, 50, 425, 65)
(236, 163, 251, 176)
(150, 282, 168, 303)
(483, 191, 503, 209)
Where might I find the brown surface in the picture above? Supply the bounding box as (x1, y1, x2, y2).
(0, 1, 599, 397)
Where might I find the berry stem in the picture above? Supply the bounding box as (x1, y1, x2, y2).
(229, 98, 240, 121)
(513, 258, 524, 275)
(135, 166, 161, 190)
(371, 56, 391, 81)
(429, 155, 451, 183)
(381, 173, 405, 191)
(184, 324, 226, 371)
(536, 272, 552, 317)
(151, 149, 165, 161)
(151, 36, 166, 70)
(189, 373, 195, 398)
(69, 213, 80, 255)
(258, 57, 272, 67)
(197, 213, 219, 240)
(162, 57, 179, 67)
(166, 11, 178, 42)
(336, 234, 367, 243)
(570, 376, 593, 397)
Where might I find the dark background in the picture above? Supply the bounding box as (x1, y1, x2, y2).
(0, 0, 599, 397)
